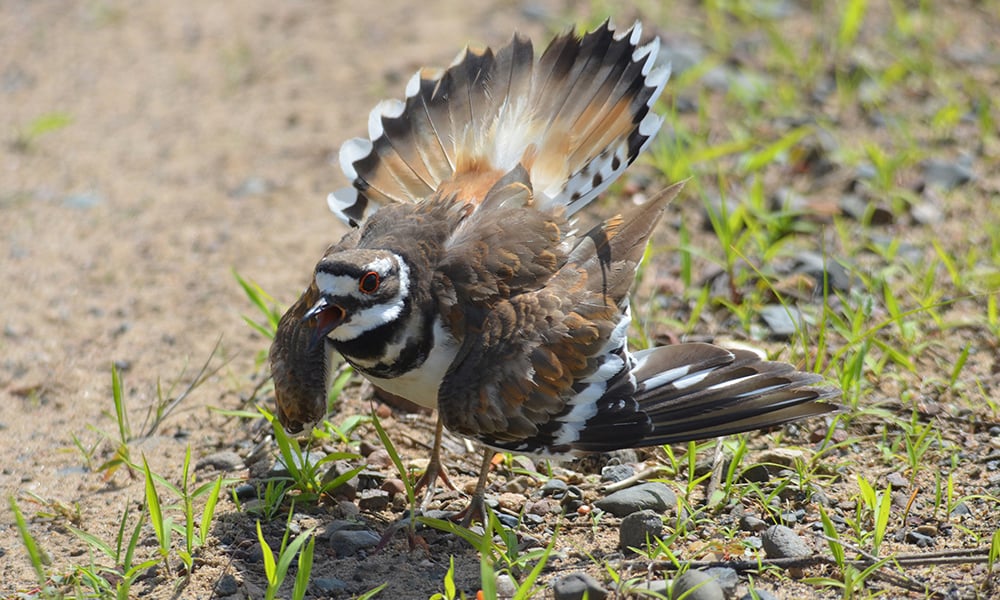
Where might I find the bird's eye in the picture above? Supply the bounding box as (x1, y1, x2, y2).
(359, 271, 380, 294)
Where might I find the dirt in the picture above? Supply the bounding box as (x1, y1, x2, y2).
(3, 1, 999, 600)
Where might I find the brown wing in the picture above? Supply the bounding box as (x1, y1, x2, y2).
(436, 184, 683, 446)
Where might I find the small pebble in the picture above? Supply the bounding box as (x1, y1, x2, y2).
(541, 478, 569, 496)
(922, 158, 974, 190)
(552, 572, 608, 600)
(759, 305, 805, 339)
(213, 573, 238, 596)
(885, 472, 909, 489)
(631, 579, 669, 595)
(365, 448, 393, 469)
(525, 498, 560, 516)
(357, 489, 390, 512)
(358, 440, 378, 456)
(321, 460, 361, 499)
(703, 567, 738, 597)
(601, 464, 635, 483)
(780, 511, 801, 525)
(740, 589, 779, 600)
(740, 464, 769, 484)
(906, 530, 935, 548)
(671, 569, 725, 600)
(498, 492, 526, 511)
(493, 574, 517, 597)
(594, 482, 676, 517)
(313, 577, 349, 594)
(380, 478, 407, 497)
(739, 515, 767, 532)
(619, 509, 663, 550)
(329, 529, 379, 557)
(196, 451, 244, 472)
(761, 525, 811, 559)
(231, 483, 257, 501)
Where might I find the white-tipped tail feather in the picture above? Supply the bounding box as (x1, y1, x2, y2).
(327, 20, 669, 227)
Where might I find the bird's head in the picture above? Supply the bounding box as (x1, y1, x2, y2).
(304, 249, 411, 346)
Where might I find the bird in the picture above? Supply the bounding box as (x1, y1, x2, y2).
(269, 20, 838, 519)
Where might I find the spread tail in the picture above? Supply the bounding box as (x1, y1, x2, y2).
(328, 20, 669, 226)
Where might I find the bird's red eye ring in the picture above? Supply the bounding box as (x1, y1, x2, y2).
(359, 271, 380, 294)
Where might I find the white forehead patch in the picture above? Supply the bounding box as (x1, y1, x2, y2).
(365, 256, 394, 276)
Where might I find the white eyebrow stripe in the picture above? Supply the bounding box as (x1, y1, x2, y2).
(365, 256, 394, 275)
(315, 273, 359, 296)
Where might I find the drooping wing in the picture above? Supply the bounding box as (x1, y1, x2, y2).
(435, 186, 679, 453)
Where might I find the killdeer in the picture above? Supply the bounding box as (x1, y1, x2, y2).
(270, 20, 838, 516)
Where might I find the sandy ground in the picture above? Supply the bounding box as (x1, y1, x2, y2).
(0, 0, 569, 594)
(4, 2, 999, 599)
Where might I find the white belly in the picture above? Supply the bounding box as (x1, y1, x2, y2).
(363, 319, 458, 409)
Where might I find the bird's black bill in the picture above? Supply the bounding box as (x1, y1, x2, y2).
(303, 297, 346, 350)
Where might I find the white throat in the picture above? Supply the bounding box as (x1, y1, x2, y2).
(364, 317, 458, 408)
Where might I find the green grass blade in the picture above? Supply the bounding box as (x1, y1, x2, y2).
(275, 528, 314, 592)
(199, 476, 224, 545)
(371, 411, 416, 506)
(9, 496, 49, 584)
(292, 534, 316, 600)
(355, 583, 388, 599)
(838, 0, 869, 50)
(142, 456, 169, 557)
(257, 521, 278, 590)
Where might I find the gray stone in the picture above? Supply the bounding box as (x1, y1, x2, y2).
(600, 464, 635, 483)
(631, 579, 669, 595)
(840, 194, 893, 225)
(671, 569, 725, 600)
(703, 567, 738, 597)
(759, 304, 805, 339)
(761, 524, 811, 559)
(196, 450, 244, 472)
(923, 158, 974, 190)
(791, 250, 854, 293)
(905, 530, 935, 548)
(541, 478, 568, 496)
(213, 573, 238, 596)
(740, 464, 770, 484)
(496, 574, 517, 598)
(885, 472, 909, 489)
(320, 459, 362, 499)
(313, 577, 349, 594)
(740, 588, 779, 600)
(619, 509, 663, 550)
(328, 529, 379, 557)
(910, 200, 943, 225)
(552, 572, 608, 600)
(594, 482, 676, 517)
(357, 489, 390, 512)
(739, 515, 767, 532)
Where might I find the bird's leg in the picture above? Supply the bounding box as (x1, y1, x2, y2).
(453, 447, 494, 527)
(412, 413, 457, 508)
(375, 415, 458, 553)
